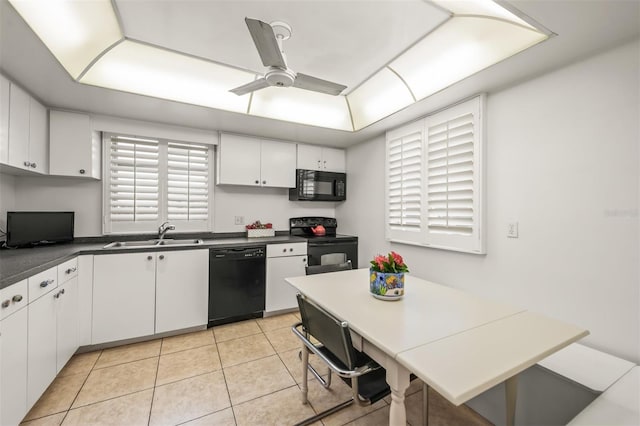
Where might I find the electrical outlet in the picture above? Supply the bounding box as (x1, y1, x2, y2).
(234, 216, 244, 225)
(507, 222, 519, 238)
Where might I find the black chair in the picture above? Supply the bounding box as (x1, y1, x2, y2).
(292, 292, 391, 426)
(305, 260, 352, 275)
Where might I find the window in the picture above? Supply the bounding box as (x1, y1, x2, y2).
(385, 95, 485, 254)
(103, 133, 212, 234)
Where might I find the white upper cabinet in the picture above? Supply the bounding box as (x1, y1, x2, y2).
(49, 110, 101, 179)
(0, 75, 9, 164)
(2, 78, 48, 174)
(296, 144, 345, 172)
(217, 133, 296, 188)
(29, 97, 48, 174)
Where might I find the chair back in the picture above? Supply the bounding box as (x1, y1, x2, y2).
(305, 261, 352, 275)
(296, 293, 357, 370)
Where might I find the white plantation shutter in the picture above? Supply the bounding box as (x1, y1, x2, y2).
(167, 142, 209, 221)
(386, 120, 423, 244)
(385, 95, 485, 254)
(103, 133, 212, 234)
(108, 137, 159, 223)
(426, 112, 475, 235)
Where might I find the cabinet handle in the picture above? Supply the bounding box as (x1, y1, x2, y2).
(40, 279, 54, 288)
(1, 300, 10, 308)
(54, 289, 65, 299)
(159, 255, 165, 260)
(282, 248, 286, 253)
(66, 267, 77, 274)
(289, 248, 293, 252)
(79, 169, 86, 174)
(262, 180, 266, 185)
(147, 256, 153, 260)
(255, 180, 259, 184)
(30, 162, 37, 168)
(323, 160, 327, 169)
(12, 295, 23, 303)
(23, 161, 31, 167)
(317, 160, 321, 169)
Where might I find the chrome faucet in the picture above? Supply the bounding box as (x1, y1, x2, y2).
(158, 221, 175, 241)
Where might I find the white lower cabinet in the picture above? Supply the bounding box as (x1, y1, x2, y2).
(27, 286, 57, 407)
(92, 249, 209, 344)
(56, 278, 79, 373)
(92, 252, 156, 345)
(155, 250, 209, 334)
(0, 306, 28, 426)
(266, 243, 307, 313)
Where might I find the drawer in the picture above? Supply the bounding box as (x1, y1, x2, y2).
(28, 266, 58, 303)
(0, 279, 28, 320)
(267, 242, 308, 258)
(57, 257, 78, 284)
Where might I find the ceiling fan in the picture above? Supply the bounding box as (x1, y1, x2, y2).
(229, 18, 347, 97)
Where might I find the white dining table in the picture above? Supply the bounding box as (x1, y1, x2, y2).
(285, 268, 589, 425)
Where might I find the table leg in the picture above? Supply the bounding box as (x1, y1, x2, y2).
(505, 375, 518, 426)
(385, 362, 411, 425)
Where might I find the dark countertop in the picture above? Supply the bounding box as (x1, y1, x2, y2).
(0, 233, 307, 289)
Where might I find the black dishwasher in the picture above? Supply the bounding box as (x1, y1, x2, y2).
(208, 246, 266, 327)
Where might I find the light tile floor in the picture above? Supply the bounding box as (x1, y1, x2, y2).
(20, 313, 492, 426)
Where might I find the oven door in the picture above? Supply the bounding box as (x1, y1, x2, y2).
(307, 239, 358, 267)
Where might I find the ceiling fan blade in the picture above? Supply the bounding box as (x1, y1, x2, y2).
(293, 73, 347, 96)
(229, 78, 269, 96)
(245, 18, 287, 69)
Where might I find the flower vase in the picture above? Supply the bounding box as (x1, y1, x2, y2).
(369, 269, 405, 300)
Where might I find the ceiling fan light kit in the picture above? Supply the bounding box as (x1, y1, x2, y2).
(8, 0, 551, 131)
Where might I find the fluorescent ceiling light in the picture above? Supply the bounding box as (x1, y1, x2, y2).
(9, 0, 122, 79)
(250, 87, 352, 131)
(9, 0, 550, 132)
(347, 68, 415, 131)
(389, 16, 548, 101)
(80, 40, 252, 114)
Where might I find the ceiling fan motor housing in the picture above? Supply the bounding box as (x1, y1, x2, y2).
(266, 67, 296, 88)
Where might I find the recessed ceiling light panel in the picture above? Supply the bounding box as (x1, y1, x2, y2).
(80, 41, 252, 113)
(9, 0, 122, 79)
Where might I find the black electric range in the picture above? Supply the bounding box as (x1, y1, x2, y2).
(289, 217, 358, 266)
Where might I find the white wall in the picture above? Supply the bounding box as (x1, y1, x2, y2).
(337, 39, 640, 362)
(7, 171, 335, 237)
(0, 173, 15, 234)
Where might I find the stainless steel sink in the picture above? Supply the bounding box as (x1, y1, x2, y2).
(103, 239, 204, 249)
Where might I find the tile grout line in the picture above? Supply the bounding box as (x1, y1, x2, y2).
(146, 340, 163, 426)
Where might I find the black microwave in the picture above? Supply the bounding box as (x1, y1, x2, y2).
(289, 169, 347, 202)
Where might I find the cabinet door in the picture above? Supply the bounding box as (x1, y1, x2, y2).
(92, 252, 156, 344)
(266, 255, 307, 313)
(0, 75, 9, 164)
(28, 98, 48, 174)
(77, 255, 93, 346)
(0, 307, 28, 426)
(155, 250, 208, 334)
(321, 147, 345, 172)
(27, 290, 57, 407)
(49, 111, 96, 178)
(296, 144, 322, 170)
(217, 134, 261, 186)
(260, 140, 296, 188)
(7, 83, 30, 170)
(56, 277, 78, 373)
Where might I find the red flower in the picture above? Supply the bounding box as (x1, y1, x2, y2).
(391, 251, 404, 267)
(374, 255, 386, 270)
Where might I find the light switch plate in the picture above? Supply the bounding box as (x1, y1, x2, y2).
(507, 222, 519, 238)
(234, 216, 244, 225)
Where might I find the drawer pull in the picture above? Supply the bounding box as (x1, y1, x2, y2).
(12, 295, 23, 303)
(147, 256, 153, 260)
(159, 255, 165, 260)
(1, 300, 10, 308)
(54, 289, 65, 299)
(66, 267, 77, 274)
(40, 279, 54, 288)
